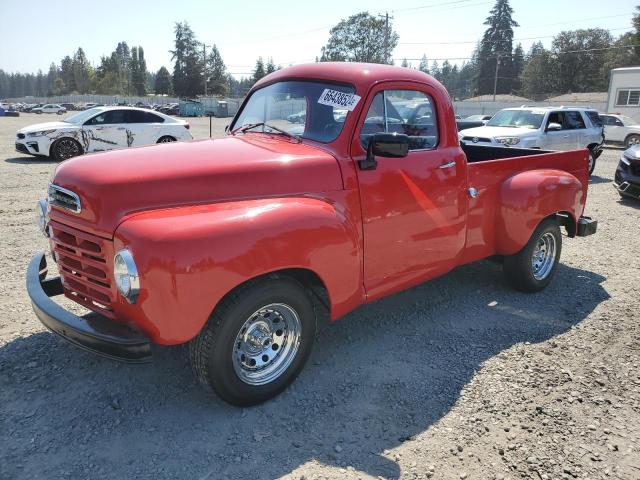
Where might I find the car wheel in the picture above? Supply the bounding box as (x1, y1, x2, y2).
(189, 277, 316, 406)
(36, 111, 41, 114)
(157, 136, 177, 143)
(503, 217, 562, 293)
(588, 150, 596, 176)
(51, 138, 83, 161)
(625, 134, 640, 148)
(57, 110, 64, 115)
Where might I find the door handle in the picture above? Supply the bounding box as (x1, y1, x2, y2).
(439, 160, 456, 169)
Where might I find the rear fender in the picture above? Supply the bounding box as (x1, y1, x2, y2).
(112, 196, 362, 344)
(495, 169, 583, 255)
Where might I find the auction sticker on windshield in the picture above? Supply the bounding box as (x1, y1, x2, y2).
(318, 89, 361, 111)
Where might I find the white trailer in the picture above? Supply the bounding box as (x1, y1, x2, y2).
(607, 66, 640, 121)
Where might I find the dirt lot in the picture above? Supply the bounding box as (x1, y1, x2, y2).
(1, 113, 638, 480)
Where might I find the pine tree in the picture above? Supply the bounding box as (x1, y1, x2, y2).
(155, 66, 172, 94)
(418, 54, 429, 74)
(401, 58, 410, 68)
(206, 45, 228, 95)
(253, 57, 266, 84)
(265, 57, 277, 74)
(170, 22, 203, 97)
(475, 0, 518, 95)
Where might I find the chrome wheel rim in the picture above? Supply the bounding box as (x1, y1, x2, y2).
(531, 232, 556, 280)
(56, 139, 80, 160)
(232, 303, 301, 385)
(628, 136, 640, 147)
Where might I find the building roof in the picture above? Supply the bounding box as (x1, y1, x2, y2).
(545, 92, 607, 103)
(611, 66, 640, 72)
(462, 94, 531, 102)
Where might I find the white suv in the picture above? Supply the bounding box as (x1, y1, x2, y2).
(460, 106, 604, 174)
(600, 114, 640, 148)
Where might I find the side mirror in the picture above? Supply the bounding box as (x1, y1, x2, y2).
(546, 122, 562, 132)
(359, 133, 409, 170)
(224, 124, 230, 134)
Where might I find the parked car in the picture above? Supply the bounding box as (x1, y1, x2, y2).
(464, 114, 493, 123)
(614, 145, 640, 199)
(15, 106, 192, 160)
(600, 113, 640, 148)
(81, 103, 103, 110)
(26, 63, 597, 406)
(22, 103, 44, 113)
(287, 110, 306, 123)
(459, 106, 604, 174)
(32, 104, 66, 115)
(59, 103, 77, 111)
(457, 114, 493, 132)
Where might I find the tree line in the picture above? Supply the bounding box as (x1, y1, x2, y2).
(1, 0, 638, 100)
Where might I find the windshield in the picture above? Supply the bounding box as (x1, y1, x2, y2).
(486, 110, 544, 129)
(64, 108, 102, 124)
(231, 80, 357, 143)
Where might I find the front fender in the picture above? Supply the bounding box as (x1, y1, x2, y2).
(495, 169, 584, 255)
(111, 196, 362, 344)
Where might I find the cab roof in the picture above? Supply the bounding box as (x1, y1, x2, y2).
(254, 62, 437, 92)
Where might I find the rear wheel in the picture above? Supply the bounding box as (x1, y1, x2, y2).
(157, 136, 176, 143)
(189, 277, 316, 406)
(51, 137, 83, 161)
(503, 217, 562, 292)
(625, 134, 640, 148)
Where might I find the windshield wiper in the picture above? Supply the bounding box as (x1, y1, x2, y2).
(231, 122, 301, 142)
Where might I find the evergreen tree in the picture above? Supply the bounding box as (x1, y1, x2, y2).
(475, 0, 518, 95)
(155, 66, 172, 94)
(401, 58, 410, 68)
(130, 46, 147, 95)
(206, 45, 228, 95)
(418, 54, 429, 74)
(253, 57, 266, 84)
(265, 57, 277, 74)
(60, 55, 75, 93)
(170, 22, 203, 97)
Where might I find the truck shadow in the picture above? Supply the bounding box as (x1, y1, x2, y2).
(0, 261, 608, 480)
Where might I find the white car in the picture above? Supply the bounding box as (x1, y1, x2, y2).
(32, 104, 67, 115)
(15, 107, 193, 160)
(459, 106, 604, 174)
(600, 114, 640, 148)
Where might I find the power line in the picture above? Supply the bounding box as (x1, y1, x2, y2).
(399, 26, 634, 45)
(395, 43, 640, 62)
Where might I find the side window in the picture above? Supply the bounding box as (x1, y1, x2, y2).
(127, 110, 145, 123)
(360, 90, 438, 151)
(546, 112, 565, 130)
(145, 112, 164, 123)
(601, 115, 614, 126)
(565, 111, 586, 129)
(585, 111, 602, 127)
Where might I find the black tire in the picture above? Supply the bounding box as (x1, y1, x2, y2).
(588, 150, 596, 176)
(503, 217, 562, 293)
(157, 136, 177, 143)
(625, 134, 640, 149)
(50, 137, 83, 161)
(189, 277, 316, 406)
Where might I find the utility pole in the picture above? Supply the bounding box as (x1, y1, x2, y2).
(378, 12, 393, 64)
(492, 53, 503, 102)
(201, 42, 211, 97)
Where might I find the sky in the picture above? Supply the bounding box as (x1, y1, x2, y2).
(0, 0, 636, 78)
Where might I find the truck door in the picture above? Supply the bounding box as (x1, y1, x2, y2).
(563, 111, 587, 148)
(352, 86, 467, 296)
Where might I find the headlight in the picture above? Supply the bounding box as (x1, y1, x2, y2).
(28, 129, 56, 137)
(113, 249, 140, 303)
(621, 156, 630, 166)
(494, 136, 520, 146)
(36, 199, 49, 237)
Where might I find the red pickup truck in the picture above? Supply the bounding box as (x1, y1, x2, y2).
(27, 63, 597, 406)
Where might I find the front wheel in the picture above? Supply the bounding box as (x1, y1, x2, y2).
(157, 136, 176, 143)
(50, 137, 83, 161)
(189, 277, 316, 406)
(503, 217, 562, 292)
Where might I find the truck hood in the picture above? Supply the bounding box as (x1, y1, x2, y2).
(49, 135, 343, 237)
(459, 126, 539, 138)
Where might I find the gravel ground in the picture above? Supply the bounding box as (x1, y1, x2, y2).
(0, 113, 638, 480)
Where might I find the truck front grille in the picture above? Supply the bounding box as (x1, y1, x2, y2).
(49, 221, 115, 318)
